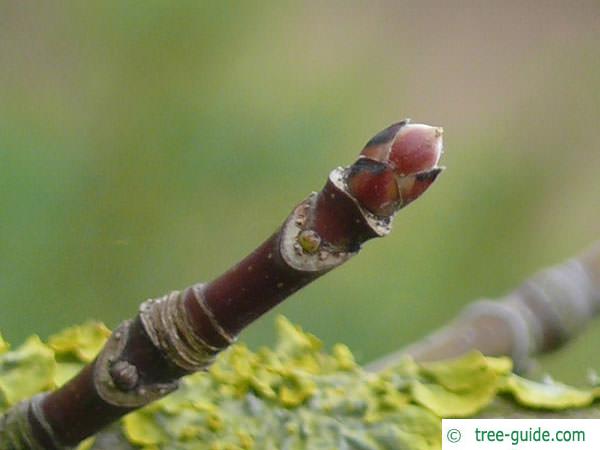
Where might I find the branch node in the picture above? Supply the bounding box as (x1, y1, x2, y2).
(188, 283, 237, 346)
(280, 192, 356, 271)
(141, 287, 234, 373)
(0, 394, 63, 450)
(94, 321, 178, 408)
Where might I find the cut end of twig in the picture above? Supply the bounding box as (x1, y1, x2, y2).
(348, 120, 444, 216)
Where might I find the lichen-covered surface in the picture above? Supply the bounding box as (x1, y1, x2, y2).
(1, 319, 599, 450)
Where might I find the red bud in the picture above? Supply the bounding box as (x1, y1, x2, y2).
(389, 124, 443, 176)
(346, 159, 400, 217)
(396, 168, 443, 208)
(348, 120, 444, 216)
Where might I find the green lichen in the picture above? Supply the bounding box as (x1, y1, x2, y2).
(1, 317, 600, 450)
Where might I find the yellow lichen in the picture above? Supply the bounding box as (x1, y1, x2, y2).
(2, 317, 600, 450)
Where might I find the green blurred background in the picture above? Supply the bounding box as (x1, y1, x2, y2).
(1, 2, 599, 383)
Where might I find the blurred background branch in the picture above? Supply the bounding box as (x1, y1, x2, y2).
(368, 241, 600, 374)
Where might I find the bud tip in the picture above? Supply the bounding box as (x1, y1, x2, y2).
(348, 120, 444, 216)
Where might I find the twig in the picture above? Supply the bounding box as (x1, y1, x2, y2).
(0, 120, 444, 449)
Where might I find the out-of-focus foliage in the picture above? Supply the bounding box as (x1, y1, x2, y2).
(2, 319, 600, 449)
(1, 2, 599, 383)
